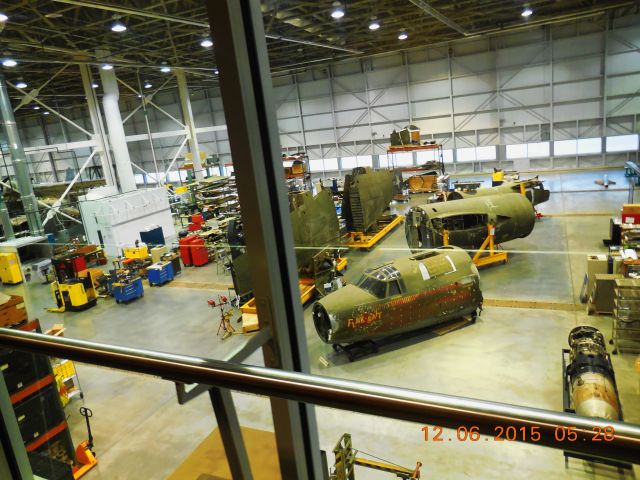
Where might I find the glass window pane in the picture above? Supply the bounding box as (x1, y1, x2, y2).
(392, 152, 413, 167)
(506, 143, 527, 159)
(577, 137, 601, 155)
(416, 149, 436, 163)
(358, 155, 373, 168)
(476, 146, 496, 161)
(527, 142, 549, 158)
(341, 156, 357, 170)
(324, 158, 339, 171)
(456, 147, 476, 162)
(167, 170, 181, 182)
(442, 149, 454, 163)
(554, 139, 577, 156)
(309, 159, 324, 172)
(606, 134, 639, 152)
(378, 154, 389, 168)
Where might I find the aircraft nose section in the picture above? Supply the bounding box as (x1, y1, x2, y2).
(312, 303, 335, 343)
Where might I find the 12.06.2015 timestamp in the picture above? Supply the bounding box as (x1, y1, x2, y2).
(421, 425, 616, 442)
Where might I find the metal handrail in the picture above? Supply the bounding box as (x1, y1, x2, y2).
(625, 161, 640, 176)
(0, 327, 639, 464)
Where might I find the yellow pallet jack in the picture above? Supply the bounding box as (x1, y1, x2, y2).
(48, 270, 101, 313)
(72, 407, 97, 479)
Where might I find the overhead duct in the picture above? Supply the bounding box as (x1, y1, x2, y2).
(0, 72, 43, 236)
(96, 49, 137, 193)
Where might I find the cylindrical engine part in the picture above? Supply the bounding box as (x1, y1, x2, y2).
(566, 326, 620, 421)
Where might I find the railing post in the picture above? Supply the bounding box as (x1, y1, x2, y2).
(209, 387, 253, 479)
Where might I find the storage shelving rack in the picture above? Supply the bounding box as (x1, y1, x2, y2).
(612, 277, 640, 353)
(386, 143, 445, 175)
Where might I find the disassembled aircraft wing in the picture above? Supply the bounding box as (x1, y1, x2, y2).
(342, 167, 394, 232)
(228, 189, 342, 299)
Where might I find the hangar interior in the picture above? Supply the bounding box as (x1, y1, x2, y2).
(0, 1, 639, 479)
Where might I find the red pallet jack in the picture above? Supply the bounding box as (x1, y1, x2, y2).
(72, 407, 98, 479)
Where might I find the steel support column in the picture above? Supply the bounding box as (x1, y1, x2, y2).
(206, 1, 323, 478)
(96, 49, 137, 192)
(0, 192, 14, 240)
(79, 63, 117, 187)
(0, 73, 43, 236)
(175, 69, 204, 180)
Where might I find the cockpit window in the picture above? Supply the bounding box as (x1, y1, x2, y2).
(388, 280, 401, 297)
(357, 276, 387, 298)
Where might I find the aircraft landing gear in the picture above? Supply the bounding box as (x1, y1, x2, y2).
(333, 341, 379, 362)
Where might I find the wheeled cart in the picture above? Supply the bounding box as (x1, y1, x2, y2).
(147, 261, 175, 286)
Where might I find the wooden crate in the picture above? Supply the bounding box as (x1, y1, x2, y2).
(0, 295, 27, 328)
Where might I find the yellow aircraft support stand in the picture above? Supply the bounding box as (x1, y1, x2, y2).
(472, 224, 508, 268)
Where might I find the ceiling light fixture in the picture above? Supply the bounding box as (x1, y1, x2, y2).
(213, 68, 219, 75)
(111, 21, 127, 32)
(33, 106, 40, 110)
(369, 20, 380, 31)
(160, 64, 171, 73)
(521, 7, 533, 17)
(200, 38, 213, 48)
(16, 80, 27, 89)
(101, 64, 113, 70)
(43, 111, 49, 115)
(0, 13, 8, 22)
(91, 83, 98, 88)
(144, 81, 152, 89)
(2, 59, 17, 67)
(398, 31, 408, 40)
(331, 2, 345, 19)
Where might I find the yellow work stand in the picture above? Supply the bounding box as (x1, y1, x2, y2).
(345, 215, 404, 249)
(443, 225, 507, 268)
(471, 224, 508, 268)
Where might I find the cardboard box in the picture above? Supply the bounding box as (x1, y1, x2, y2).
(590, 274, 624, 313)
(587, 254, 609, 294)
(242, 313, 260, 333)
(0, 295, 27, 328)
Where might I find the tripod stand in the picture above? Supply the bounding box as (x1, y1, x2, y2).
(209, 295, 235, 340)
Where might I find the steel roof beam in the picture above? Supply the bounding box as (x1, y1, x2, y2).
(409, 0, 469, 35)
(53, 0, 362, 54)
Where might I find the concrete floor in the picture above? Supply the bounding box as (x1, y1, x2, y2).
(3, 168, 640, 479)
